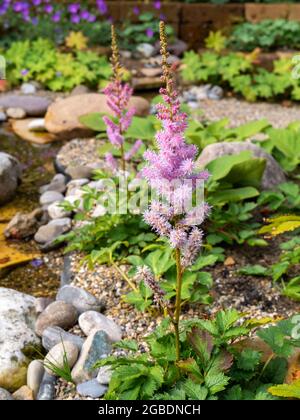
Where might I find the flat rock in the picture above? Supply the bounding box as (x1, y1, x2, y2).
(71, 331, 111, 384)
(56, 285, 104, 315)
(0, 387, 14, 400)
(0, 94, 52, 116)
(39, 174, 67, 195)
(4, 208, 45, 239)
(0, 152, 22, 205)
(44, 341, 79, 375)
(12, 385, 34, 400)
(42, 326, 85, 352)
(132, 76, 162, 91)
(0, 288, 40, 391)
(35, 301, 78, 337)
(34, 218, 71, 244)
(44, 93, 149, 139)
(36, 372, 56, 400)
(196, 141, 286, 190)
(77, 379, 107, 398)
(11, 119, 58, 145)
(27, 360, 44, 398)
(79, 311, 122, 342)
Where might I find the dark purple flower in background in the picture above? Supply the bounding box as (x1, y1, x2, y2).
(32, 0, 41, 5)
(31, 16, 38, 25)
(133, 6, 140, 16)
(159, 13, 166, 21)
(87, 14, 96, 23)
(80, 10, 90, 20)
(70, 14, 80, 24)
(68, 3, 80, 14)
(13, 2, 27, 12)
(146, 28, 154, 38)
(153, 1, 161, 10)
(20, 68, 29, 76)
(30, 258, 43, 268)
(51, 12, 61, 23)
(97, 0, 107, 15)
(44, 4, 53, 14)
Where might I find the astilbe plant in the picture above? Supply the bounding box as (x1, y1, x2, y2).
(138, 21, 210, 361)
(103, 25, 142, 172)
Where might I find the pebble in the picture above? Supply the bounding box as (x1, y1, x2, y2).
(35, 301, 78, 336)
(39, 191, 64, 206)
(71, 331, 111, 384)
(6, 107, 26, 119)
(36, 372, 56, 400)
(12, 385, 34, 400)
(136, 43, 156, 59)
(28, 118, 46, 132)
(27, 360, 45, 398)
(20, 82, 37, 95)
(39, 174, 67, 194)
(34, 217, 72, 244)
(47, 201, 71, 219)
(79, 311, 122, 342)
(44, 341, 79, 376)
(42, 326, 85, 352)
(91, 205, 106, 218)
(76, 379, 107, 398)
(57, 285, 104, 315)
(0, 387, 14, 400)
(97, 365, 112, 385)
(35, 297, 54, 314)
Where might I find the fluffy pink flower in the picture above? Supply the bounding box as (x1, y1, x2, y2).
(181, 228, 204, 268)
(105, 152, 118, 172)
(125, 139, 143, 161)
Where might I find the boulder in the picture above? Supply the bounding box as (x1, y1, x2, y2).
(4, 208, 46, 239)
(44, 94, 149, 139)
(35, 301, 78, 337)
(0, 152, 22, 205)
(0, 94, 52, 117)
(196, 142, 286, 190)
(0, 288, 40, 391)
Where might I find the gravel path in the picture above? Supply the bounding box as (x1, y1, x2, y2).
(198, 98, 300, 128)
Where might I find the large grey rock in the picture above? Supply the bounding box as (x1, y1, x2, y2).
(4, 208, 46, 239)
(34, 218, 72, 244)
(42, 326, 85, 352)
(35, 301, 78, 337)
(27, 360, 44, 398)
(78, 311, 122, 342)
(44, 341, 78, 375)
(77, 379, 107, 398)
(0, 152, 22, 205)
(0, 387, 14, 400)
(36, 372, 56, 400)
(57, 286, 104, 315)
(71, 331, 111, 384)
(0, 94, 52, 117)
(196, 142, 286, 190)
(40, 190, 64, 206)
(0, 288, 40, 391)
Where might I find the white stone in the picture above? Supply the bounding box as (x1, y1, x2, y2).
(6, 107, 26, 119)
(21, 83, 37, 95)
(79, 311, 122, 342)
(44, 341, 79, 376)
(47, 201, 71, 219)
(0, 288, 40, 391)
(28, 118, 46, 132)
(27, 360, 44, 398)
(91, 205, 106, 218)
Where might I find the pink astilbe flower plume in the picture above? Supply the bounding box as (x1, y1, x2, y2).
(103, 25, 142, 171)
(141, 21, 210, 266)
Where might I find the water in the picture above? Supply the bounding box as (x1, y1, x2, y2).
(0, 125, 62, 296)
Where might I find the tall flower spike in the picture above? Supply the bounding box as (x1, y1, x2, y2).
(110, 24, 121, 82)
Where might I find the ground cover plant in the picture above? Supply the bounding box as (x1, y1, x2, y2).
(181, 50, 300, 102)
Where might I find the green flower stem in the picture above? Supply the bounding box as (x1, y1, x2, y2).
(174, 248, 183, 362)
